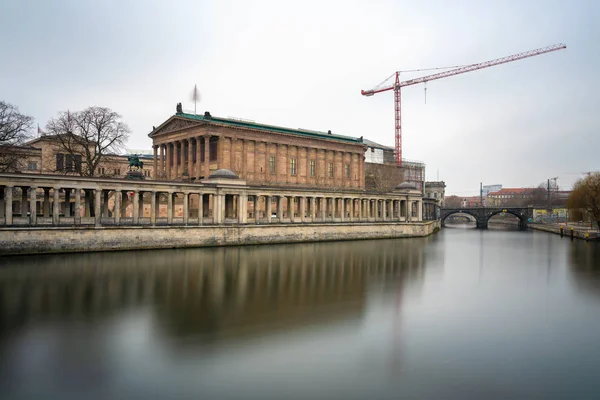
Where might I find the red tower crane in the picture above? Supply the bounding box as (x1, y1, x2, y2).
(361, 43, 567, 167)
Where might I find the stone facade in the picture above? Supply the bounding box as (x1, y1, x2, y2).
(149, 112, 366, 188)
(425, 181, 446, 206)
(1, 136, 154, 179)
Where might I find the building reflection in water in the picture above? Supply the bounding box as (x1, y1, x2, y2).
(0, 239, 429, 344)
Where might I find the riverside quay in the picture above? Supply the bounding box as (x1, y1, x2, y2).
(0, 171, 439, 255)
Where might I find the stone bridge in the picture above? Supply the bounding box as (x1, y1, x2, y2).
(440, 207, 533, 230)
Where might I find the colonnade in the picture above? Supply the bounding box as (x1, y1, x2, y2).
(152, 136, 365, 188)
(0, 173, 428, 228)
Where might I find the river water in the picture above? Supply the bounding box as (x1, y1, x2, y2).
(1, 226, 599, 399)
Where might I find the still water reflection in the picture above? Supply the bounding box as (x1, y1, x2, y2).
(1, 230, 599, 399)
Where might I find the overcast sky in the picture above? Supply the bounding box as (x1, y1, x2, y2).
(1, 0, 598, 195)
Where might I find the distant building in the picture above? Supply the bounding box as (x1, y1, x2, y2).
(425, 181, 446, 206)
(461, 196, 483, 208)
(363, 139, 395, 165)
(482, 184, 502, 197)
(361, 139, 425, 192)
(486, 188, 536, 207)
(2, 136, 155, 179)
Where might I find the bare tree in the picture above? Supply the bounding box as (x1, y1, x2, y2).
(444, 195, 462, 208)
(0, 101, 33, 172)
(45, 106, 130, 176)
(567, 173, 600, 229)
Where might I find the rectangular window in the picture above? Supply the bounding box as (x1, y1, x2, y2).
(290, 158, 297, 175)
(345, 164, 350, 178)
(65, 154, 74, 172)
(99, 167, 105, 175)
(434, 192, 438, 198)
(209, 139, 218, 161)
(269, 156, 276, 174)
(27, 162, 37, 171)
(56, 153, 64, 171)
(309, 160, 315, 177)
(328, 162, 333, 178)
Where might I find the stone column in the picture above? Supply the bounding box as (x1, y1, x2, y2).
(160, 144, 165, 178)
(238, 193, 247, 224)
(340, 198, 345, 222)
(5, 186, 13, 225)
(74, 190, 81, 225)
(311, 197, 316, 222)
(230, 137, 236, 171)
(418, 200, 423, 221)
(167, 192, 173, 224)
(254, 195, 260, 224)
(64, 189, 71, 217)
(321, 198, 326, 221)
(187, 139, 193, 177)
(198, 193, 204, 225)
(115, 190, 121, 225)
(150, 191, 156, 225)
(358, 199, 363, 221)
(204, 136, 211, 178)
(196, 137, 202, 179)
(253, 141, 259, 183)
(217, 194, 226, 224)
(153, 145, 158, 177)
(43, 188, 50, 217)
(306, 147, 311, 185)
(266, 196, 272, 223)
(242, 140, 248, 179)
(300, 197, 306, 223)
(183, 192, 189, 225)
(166, 142, 172, 180)
(53, 188, 60, 225)
(174, 141, 181, 178)
(94, 189, 101, 226)
(29, 187, 37, 225)
(132, 190, 139, 224)
(277, 196, 283, 221)
(288, 196, 294, 222)
(382, 200, 387, 221)
(102, 190, 109, 217)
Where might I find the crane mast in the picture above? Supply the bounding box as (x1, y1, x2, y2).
(361, 43, 567, 166)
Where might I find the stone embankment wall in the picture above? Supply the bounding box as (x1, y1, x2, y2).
(0, 221, 440, 256)
(528, 223, 598, 241)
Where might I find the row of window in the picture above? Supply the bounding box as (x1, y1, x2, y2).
(268, 156, 352, 178)
(56, 153, 82, 173)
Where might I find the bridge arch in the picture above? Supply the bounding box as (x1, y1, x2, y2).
(441, 210, 480, 226)
(486, 209, 528, 229)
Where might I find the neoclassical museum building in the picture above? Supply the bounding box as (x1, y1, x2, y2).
(150, 108, 366, 189)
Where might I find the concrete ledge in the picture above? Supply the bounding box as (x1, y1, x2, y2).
(0, 221, 440, 256)
(528, 223, 599, 241)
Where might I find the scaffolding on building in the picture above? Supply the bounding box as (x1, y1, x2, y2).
(402, 159, 426, 193)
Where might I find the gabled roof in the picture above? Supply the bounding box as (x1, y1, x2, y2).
(149, 112, 365, 145)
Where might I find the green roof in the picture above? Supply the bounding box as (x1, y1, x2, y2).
(176, 112, 364, 144)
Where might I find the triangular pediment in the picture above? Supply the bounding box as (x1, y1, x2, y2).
(149, 116, 205, 137)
